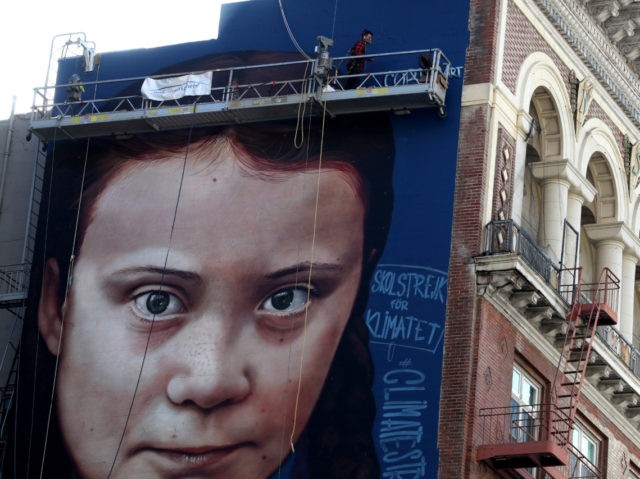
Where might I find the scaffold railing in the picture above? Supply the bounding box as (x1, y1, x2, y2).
(29, 48, 452, 141)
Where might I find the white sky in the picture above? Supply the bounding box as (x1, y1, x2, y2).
(0, 1, 245, 119)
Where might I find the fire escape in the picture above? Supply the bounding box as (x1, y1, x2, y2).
(476, 221, 621, 478)
(0, 129, 47, 465)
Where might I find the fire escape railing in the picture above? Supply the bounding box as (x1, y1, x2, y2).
(478, 404, 569, 448)
(478, 406, 604, 477)
(0, 264, 30, 303)
(563, 442, 602, 479)
(483, 220, 639, 380)
(564, 267, 619, 312)
(478, 404, 602, 474)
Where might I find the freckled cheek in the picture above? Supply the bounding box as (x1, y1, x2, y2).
(253, 324, 344, 433)
(57, 315, 148, 405)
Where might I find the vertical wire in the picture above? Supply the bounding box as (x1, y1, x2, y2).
(27, 131, 57, 479)
(330, 0, 339, 41)
(106, 127, 194, 478)
(39, 134, 90, 479)
(289, 97, 330, 451)
(274, 100, 317, 478)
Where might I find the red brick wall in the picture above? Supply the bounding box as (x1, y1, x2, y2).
(440, 0, 637, 476)
(438, 0, 500, 474)
(463, 0, 499, 85)
(492, 128, 516, 220)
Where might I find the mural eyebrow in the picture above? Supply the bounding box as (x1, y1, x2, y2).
(105, 266, 203, 284)
(264, 262, 343, 280)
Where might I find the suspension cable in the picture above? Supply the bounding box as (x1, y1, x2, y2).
(278, 0, 312, 60)
(106, 126, 195, 478)
(39, 133, 91, 479)
(274, 100, 317, 478)
(26, 131, 57, 478)
(330, 0, 339, 41)
(289, 95, 331, 452)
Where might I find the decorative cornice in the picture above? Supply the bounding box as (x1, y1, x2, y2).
(535, 0, 640, 128)
(583, 221, 640, 257)
(529, 159, 597, 201)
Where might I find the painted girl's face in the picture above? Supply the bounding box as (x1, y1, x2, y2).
(39, 142, 366, 478)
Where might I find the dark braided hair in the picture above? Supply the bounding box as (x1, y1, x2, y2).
(304, 314, 379, 478)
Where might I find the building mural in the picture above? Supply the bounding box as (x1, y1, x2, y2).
(6, 1, 470, 477)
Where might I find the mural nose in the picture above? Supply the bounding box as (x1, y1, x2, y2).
(166, 341, 250, 409)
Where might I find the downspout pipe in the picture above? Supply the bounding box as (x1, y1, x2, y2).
(0, 96, 16, 214)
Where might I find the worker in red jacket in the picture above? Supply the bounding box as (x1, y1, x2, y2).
(345, 29, 373, 89)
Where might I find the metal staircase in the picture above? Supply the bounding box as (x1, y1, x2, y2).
(477, 266, 619, 478)
(0, 333, 19, 466)
(0, 138, 48, 470)
(552, 267, 619, 451)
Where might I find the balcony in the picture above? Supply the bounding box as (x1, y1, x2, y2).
(477, 220, 620, 339)
(476, 219, 640, 466)
(476, 220, 569, 324)
(477, 405, 603, 478)
(477, 404, 569, 470)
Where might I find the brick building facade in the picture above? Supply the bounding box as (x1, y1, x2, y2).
(440, 0, 640, 477)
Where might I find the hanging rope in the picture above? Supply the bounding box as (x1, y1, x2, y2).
(273, 101, 317, 478)
(294, 61, 311, 149)
(289, 95, 331, 453)
(39, 133, 91, 479)
(278, 0, 312, 60)
(26, 131, 57, 478)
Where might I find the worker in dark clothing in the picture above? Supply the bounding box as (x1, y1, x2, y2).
(419, 54, 433, 84)
(66, 74, 85, 115)
(345, 29, 373, 89)
(67, 74, 85, 103)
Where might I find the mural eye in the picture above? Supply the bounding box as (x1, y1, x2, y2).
(134, 290, 184, 318)
(147, 291, 170, 314)
(262, 287, 310, 314)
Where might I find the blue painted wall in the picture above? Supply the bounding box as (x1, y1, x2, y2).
(50, 1, 470, 477)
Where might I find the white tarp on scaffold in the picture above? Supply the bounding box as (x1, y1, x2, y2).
(141, 72, 213, 101)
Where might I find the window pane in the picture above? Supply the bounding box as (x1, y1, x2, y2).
(571, 424, 599, 475)
(586, 440, 595, 462)
(511, 367, 540, 408)
(523, 378, 537, 406)
(512, 369, 521, 396)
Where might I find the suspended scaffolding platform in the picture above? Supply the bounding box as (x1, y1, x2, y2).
(28, 48, 452, 141)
